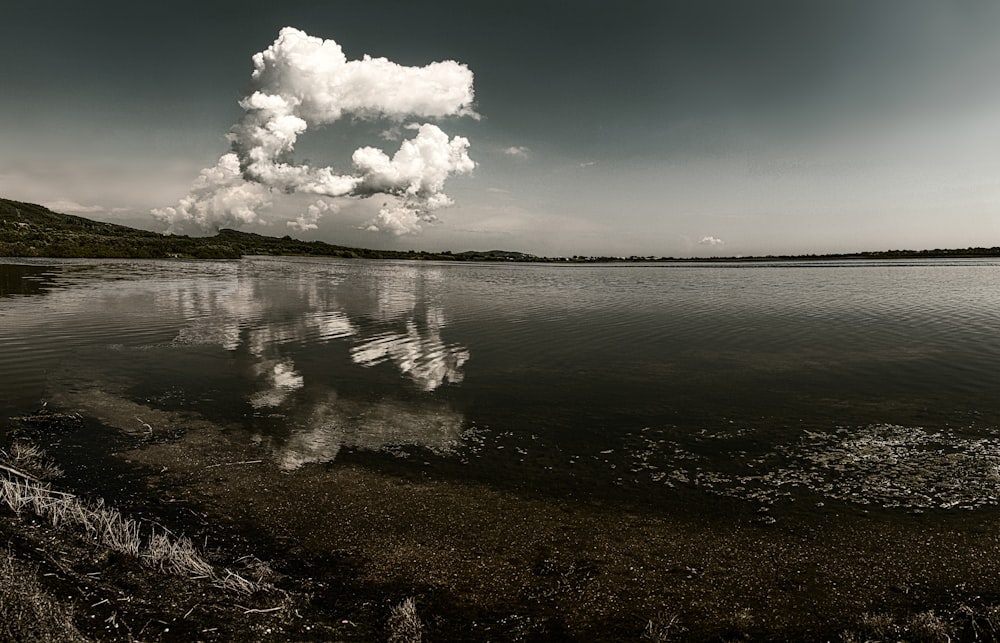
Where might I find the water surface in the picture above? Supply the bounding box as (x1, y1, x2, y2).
(3, 256, 1000, 514)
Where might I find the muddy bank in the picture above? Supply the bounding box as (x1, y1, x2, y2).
(7, 400, 1000, 641)
(123, 434, 1000, 640)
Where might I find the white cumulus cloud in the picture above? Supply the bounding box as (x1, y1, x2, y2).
(289, 198, 338, 232)
(699, 236, 725, 247)
(152, 153, 273, 230)
(154, 27, 477, 235)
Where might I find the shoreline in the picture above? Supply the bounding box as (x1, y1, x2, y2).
(4, 197, 1000, 265)
(5, 408, 1000, 641)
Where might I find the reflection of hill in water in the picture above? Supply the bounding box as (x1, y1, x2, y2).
(5, 257, 473, 474)
(0, 263, 54, 297)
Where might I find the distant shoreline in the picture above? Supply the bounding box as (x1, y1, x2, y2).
(4, 197, 1000, 264)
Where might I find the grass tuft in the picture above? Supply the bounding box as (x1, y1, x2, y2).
(904, 610, 955, 642)
(6, 441, 63, 480)
(145, 529, 214, 577)
(642, 610, 687, 641)
(847, 609, 958, 643)
(214, 569, 261, 595)
(387, 596, 423, 643)
(1, 444, 267, 595)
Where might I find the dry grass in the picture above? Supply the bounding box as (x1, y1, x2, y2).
(0, 548, 87, 643)
(642, 610, 687, 641)
(4, 441, 64, 480)
(905, 610, 955, 642)
(215, 569, 262, 595)
(844, 609, 958, 643)
(144, 528, 214, 577)
(387, 596, 423, 643)
(96, 503, 143, 557)
(1, 447, 262, 595)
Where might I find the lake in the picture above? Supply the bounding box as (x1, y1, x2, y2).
(4, 256, 1000, 515)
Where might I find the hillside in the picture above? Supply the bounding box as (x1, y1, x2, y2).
(0, 198, 532, 261)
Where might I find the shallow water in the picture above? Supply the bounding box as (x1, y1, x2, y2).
(3, 256, 1000, 515)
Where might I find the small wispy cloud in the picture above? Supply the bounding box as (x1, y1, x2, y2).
(43, 199, 105, 214)
(504, 146, 530, 158)
(379, 125, 402, 141)
(699, 235, 725, 247)
(578, 161, 597, 168)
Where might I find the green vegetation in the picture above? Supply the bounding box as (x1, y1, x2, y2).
(3, 197, 1000, 262)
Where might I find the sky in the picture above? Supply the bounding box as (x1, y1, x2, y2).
(3, 0, 1000, 257)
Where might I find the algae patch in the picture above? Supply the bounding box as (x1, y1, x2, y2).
(630, 423, 1000, 510)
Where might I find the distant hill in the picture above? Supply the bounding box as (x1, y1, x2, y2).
(3, 197, 999, 262)
(0, 198, 535, 261)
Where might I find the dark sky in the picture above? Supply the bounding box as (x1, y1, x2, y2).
(3, 0, 999, 255)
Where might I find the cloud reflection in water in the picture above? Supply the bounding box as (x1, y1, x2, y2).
(276, 394, 465, 471)
(170, 261, 469, 393)
(163, 259, 471, 467)
(350, 307, 470, 391)
(249, 359, 305, 409)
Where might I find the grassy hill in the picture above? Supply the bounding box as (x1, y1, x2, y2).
(0, 198, 532, 261)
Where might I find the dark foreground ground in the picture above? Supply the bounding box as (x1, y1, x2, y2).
(5, 404, 1000, 642)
